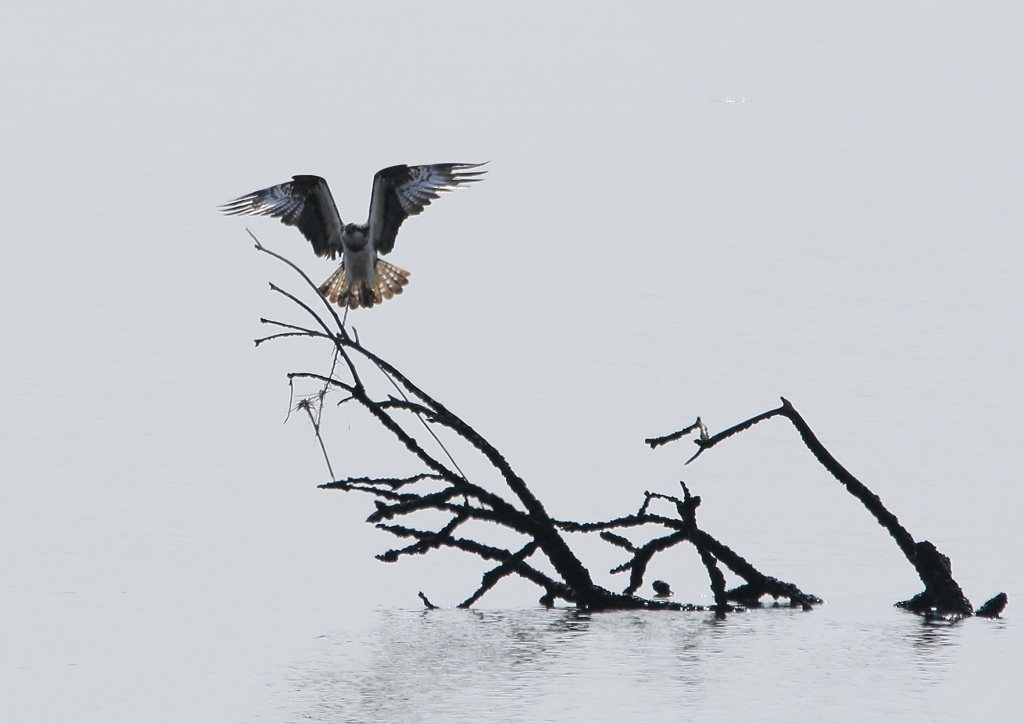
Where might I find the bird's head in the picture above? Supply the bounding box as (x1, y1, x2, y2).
(342, 223, 369, 249)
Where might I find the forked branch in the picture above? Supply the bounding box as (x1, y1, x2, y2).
(252, 237, 1001, 619)
(649, 399, 1005, 619)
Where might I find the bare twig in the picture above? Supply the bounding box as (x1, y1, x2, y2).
(249, 241, 997, 617)
(649, 399, 985, 616)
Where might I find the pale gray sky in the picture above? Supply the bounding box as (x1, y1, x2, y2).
(1, 2, 1021, 721)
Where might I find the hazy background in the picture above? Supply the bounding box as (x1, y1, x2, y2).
(1, 2, 1021, 721)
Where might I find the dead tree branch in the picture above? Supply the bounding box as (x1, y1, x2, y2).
(251, 237, 1000, 619)
(649, 398, 1005, 619)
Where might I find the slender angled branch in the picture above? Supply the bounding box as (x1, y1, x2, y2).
(318, 473, 445, 491)
(458, 542, 540, 608)
(255, 331, 329, 346)
(684, 405, 786, 465)
(375, 514, 470, 562)
(251, 231, 348, 339)
(645, 417, 704, 449)
(600, 532, 637, 552)
(650, 399, 976, 615)
(619, 531, 690, 595)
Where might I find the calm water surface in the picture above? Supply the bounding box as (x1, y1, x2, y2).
(265, 605, 1015, 723)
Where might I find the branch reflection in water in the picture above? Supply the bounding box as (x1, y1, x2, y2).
(273, 606, 984, 723)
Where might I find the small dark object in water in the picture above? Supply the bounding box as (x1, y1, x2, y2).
(652, 580, 673, 597)
(975, 593, 1008, 618)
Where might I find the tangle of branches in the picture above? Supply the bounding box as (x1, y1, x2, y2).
(252, 236, 1005, 621)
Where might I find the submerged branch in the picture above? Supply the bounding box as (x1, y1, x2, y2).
(649, 399, 983, 616)
(459, 542, 541, 608)
(252, 238, 1000, 618)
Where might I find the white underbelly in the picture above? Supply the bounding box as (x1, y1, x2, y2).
(343, 246, 376, 286)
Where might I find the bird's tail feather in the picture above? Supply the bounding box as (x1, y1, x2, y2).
(318, 260, 411, 310)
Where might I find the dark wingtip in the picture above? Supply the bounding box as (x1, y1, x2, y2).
(449, 161, 489, 177)
(219, 195, 256, 215)
(451, 162, 488, 184)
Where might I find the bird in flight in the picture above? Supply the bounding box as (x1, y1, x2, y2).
(221, 163, 486, 309)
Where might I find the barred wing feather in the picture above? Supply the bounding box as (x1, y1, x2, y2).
(220, 175, 344, 258)
(369, 163, 486, 255)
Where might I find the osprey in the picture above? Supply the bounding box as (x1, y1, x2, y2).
(221, 163, 486, 309)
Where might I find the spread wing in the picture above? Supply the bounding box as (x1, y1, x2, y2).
(220, 175, 344, 259)
(368, 163, 486, 255)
